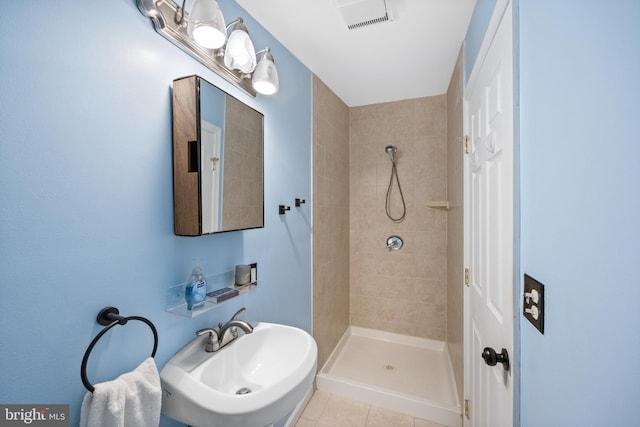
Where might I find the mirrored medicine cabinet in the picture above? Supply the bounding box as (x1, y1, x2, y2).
(172, 75, 264, 236)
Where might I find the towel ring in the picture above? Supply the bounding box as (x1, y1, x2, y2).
(81, 307, 158, 393)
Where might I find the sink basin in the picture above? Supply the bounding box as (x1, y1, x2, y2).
(160, 322, 317, 427)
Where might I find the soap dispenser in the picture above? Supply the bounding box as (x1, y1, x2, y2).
(186, 260, 207, 310)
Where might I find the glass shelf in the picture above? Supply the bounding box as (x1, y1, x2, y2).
(166, 269, 257, 318)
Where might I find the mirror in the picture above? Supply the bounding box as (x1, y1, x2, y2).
(172, 75, 264, 236)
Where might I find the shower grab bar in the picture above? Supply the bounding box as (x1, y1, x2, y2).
(80, 306, 158, 393)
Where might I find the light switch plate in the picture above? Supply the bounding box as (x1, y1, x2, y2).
(523, 274, 545, 334)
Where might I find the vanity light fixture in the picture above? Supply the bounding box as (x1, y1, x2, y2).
(136, 0, 279, 97)
(252, 48, 279, 95)
(187, 0, 227, 49)
(224, 18, 257, 74)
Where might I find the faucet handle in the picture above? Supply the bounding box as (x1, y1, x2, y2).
(196, 327, 218, 337)
(196, 328, 220, 352)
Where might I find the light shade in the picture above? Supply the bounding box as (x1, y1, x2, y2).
(188, 0, 227, 49)
(252, 48, 279, 95)
(224, 19, 257, 73)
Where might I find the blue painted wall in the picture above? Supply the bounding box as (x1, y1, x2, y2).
(466, 1, 640, 425)
(0, 1, 312, 426)
(200, 79, 226, 128)
(519, 1, 640, 425)
(463, 0, 498, 82)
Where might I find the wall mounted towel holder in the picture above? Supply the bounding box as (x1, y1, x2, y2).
(80, 307, 158, 393)
(279, 205, 291, 215)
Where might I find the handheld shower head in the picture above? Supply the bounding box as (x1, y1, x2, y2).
(385, 145, 397, 155)
(385, 145, 398, 161)
(384, 144, 405, 222)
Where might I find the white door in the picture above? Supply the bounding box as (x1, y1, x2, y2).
(201, 120, 223, 233)
(464, 1, 514, 426)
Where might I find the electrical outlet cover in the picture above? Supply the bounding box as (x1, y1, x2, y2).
(523, 274, 545, 334)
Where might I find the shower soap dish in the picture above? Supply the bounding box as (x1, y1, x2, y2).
(427, 200, 449, 210)
(207, 287, 239, 303)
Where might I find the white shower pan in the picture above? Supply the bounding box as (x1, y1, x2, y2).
(316, 326, 461, 427)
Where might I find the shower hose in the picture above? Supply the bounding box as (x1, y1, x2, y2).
(385, 151, 406, 222)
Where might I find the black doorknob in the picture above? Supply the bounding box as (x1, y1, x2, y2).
(481, 347, 510, 371)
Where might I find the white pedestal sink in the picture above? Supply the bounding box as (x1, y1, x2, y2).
(160, 322, 317, 427)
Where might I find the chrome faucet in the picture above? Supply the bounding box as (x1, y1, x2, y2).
(196, 307, 253, 353)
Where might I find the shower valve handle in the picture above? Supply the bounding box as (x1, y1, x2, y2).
(386, 236, 403, 251)
(481, 347, 510, 371)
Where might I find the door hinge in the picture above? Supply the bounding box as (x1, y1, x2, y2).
(464, 399, 471, 418)
(463, 135, 470, 154)
(465, 268, 470, 286)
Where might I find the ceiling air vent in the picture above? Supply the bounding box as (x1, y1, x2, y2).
(336, 0, 393, 30)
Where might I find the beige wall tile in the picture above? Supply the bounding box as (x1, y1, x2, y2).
(349, 94, 448, 341)
(312, 77, 350, 370)
(446, 47, 465, 407)
(221, 96, 264, 231)
(314, 59, 464, 379)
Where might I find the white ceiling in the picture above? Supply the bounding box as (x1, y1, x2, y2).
(235, 0, 476, 107)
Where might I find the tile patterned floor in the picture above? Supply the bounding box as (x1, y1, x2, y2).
(296, 390, 449, 427)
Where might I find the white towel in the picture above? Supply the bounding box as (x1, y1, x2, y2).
(80, 357, 161, 427)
